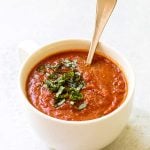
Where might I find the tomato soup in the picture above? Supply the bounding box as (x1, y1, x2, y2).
(26, 51, 127, 121)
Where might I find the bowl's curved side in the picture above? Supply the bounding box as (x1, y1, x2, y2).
(19, 39, 135, 150)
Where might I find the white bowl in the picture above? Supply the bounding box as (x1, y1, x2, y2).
(19, 39, 135, 150)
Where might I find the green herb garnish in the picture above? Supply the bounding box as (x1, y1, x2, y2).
(78, 102, 87, 110)
(46, 63, 62, 71)
(63, 59, 77, 69)
(48, 73, 58, 79)
(55, 99, 66, 107)
(43, 59, 87, 109)
(56, 86, 65, 98)
(36, 65, 45, 73)
(69, 90, 83, 101)
(45, 80, 59, 92)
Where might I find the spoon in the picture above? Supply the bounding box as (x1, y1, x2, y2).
(86, 0, 117, 65)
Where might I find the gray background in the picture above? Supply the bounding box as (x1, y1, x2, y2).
(0, 0, 150, 149)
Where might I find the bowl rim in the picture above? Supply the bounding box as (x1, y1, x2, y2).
(19, 39, 135, 125)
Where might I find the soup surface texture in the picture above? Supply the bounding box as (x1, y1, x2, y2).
(26, 51, 127, 121)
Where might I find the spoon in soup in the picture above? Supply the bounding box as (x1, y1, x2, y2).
(86, 0, 117, 65)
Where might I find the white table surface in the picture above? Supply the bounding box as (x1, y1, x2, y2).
(0, 0, 150, 149)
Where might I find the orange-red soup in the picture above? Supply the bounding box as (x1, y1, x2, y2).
(26, 51, 127, 121)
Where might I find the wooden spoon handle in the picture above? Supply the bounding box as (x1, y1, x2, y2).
(86, 0, 117, 65)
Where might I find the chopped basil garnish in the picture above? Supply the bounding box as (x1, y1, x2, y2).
(56, 86, 65, 98)
(78, 102, 87, 110)
(63, 59, 77, 68)
(46, 63, 62, 71)
(43, 59, 87, 109)
(36, 65, 45, 73)
(48, 73, 58, 79)
(69, 91, 83, 101)
(55, 99, 66, 107)
(45, 80, 59, 92)
(76, 81, 85, 91)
